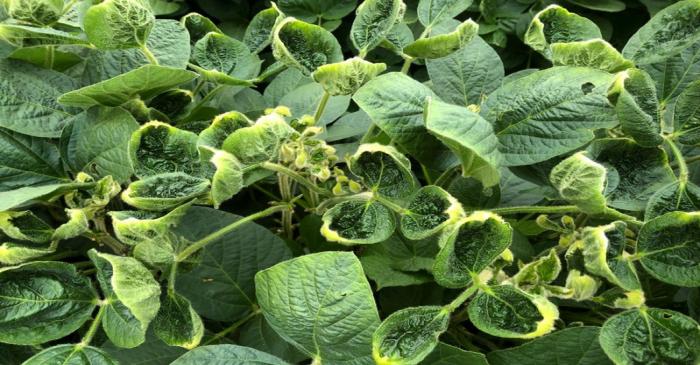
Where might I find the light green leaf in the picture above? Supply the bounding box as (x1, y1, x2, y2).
(487, 326, 612, 365)
(549, 151, 607, 214)
(636, 211, 700, 287)
(272, 17, 343, 75)
(645, 181, 700, 220)
(513, 248, 561, 287)
(579, 221, 641, 291)
(468, 285, 558, 339)
(426, 36, 503, 106)
(404, 19, 478, 59)
(607, 68, 663, 147)
(623, 0, 700, 65)
(244, 7, 280, 53)
(59, 65, 198, 108)
(204, 148, 244, 208)
(198, 111, 252, 149)
(60, 106, 139, 184)
(400, 186, 464, 240)
(425, 98, 501, 187)
(311, 57, 386, 96)
(254, 251, 381, 365)
(0, 59, 78, 137)
(277, 0, 357, 21)
(0, 127, 67, 191)
(23, 345, 118, 365)
(109, 202, 190, 247)
(372, 306, 450, 365)
(600, 308, 700, 365)
(350, 0, 405, 56)
(348, 143, 417, 198)
(52, 208, 90, 241)
(0, 261, 97, 345)
(129, 121, 202, 178)
(0, 24, 89, 51)
(481, 66, 616, 166)
(153, 291, 204, 350)
(0, 211, 53, 243)
(524, 5, 601, 58)
(0, 239, 56, 266)
(551, 39, 634, 73)
(84, 0, 155, 50)
(4, 0, 63, 25)
(121, 172, 210, 211)
(222, 116, 297, 165)
(417, 0, 473, 27)
(321, 198, 396, 245)
(191, 32, 259, 86)
(433, 212, 512, 288)
(676, 80, 700, 145)
(171, 344, 290, 365)
(89, 249, 161, 349)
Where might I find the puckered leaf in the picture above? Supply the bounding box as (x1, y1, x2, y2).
(513, 249, 561, 287)
(109, 202, 190, 247)
(255, 252, 379, 365)
(272, 17, 343, 75)
(524, 5, 601, 58)
(676, 80, 700, 145)
(23, 344, 119, 365)
(645, 181, 700, 220)
(170, 344, 290, 365)
(181, 12, 222, 44)
(321, 197, 396, 245)
(83, 0, 155, 50)
(642, 40, 700, 105)
(121, 172, 210, 211)
(153, 291, 204, 349)
(129, 121, 202, 178)
(222, 115, 297, 165)
(404, 19, 478, 59)
(551, 39, 634, 72)
(190, 32, 259, 86)
(198, 111, 252, 149)
(350, 0, 405, 56)
(400, 186, 464, 240)
(204, 148, 244, 208)
(578, 221, 641, 291)
(311, 57, 386, 96)
(4, 0, 63, 25)
(607, 68, 662, 147)
(348, 143, 416, 198)
(549, 152, 607, 214)
(244, 7, 280, 53)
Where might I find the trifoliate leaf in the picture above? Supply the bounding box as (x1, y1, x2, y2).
(153, 291, 204, 349)
(645, 181, 700, 220)
(399, 186, 464, 240)
(221, 116, 297, 165)
(404, 19, 478, 59)
(350, 0, 406, 56)
(191, 32, 258, 86)
(271, 17, 343, 75)
(549, 151, 607, 214)
(244, 7, 280, 53)
(607, 68, 663, 147)
(321, 198, 396, 245)
(417, 0, 473, 28)
(524, 5, 601, 58)
(348, 143, 417, 198)
(198, 111, 252, 149)
(83, 0, 155, 50)
(121, 172, 210, 211)
(311, 57, 386, 96)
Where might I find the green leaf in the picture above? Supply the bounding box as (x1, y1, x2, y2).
(23, 345, 118, 365)
(549, 151, 607, 214)
(244, 7, 280, 53)
(0, 127, 67, 191)
(204, 148, 244, 208)
(642, 40, 700, 104)
(0, 211, 53, 243)
(676, 80, 700, 145)
(60, 106, 139, 184)
(191, 32, 259, 86)
(0, 261, 97, 345)
(579, 221, 641, 291)
(129, 121, 202, 178)
(272, 17, 343, 75)
(153, 291, 204, 349)
(88, 249, 161, 349)
(600, 308, 700, 365)
(170, 344, 290, 365)
(400, 186, 464, 240)
(277, 0, 357, 21)
(645, 181, 700, 220)
(524, 5, 601, 58)
(181, 12, 222, 44)
(426, 36, 503, 106)
(417, 0, 473, 27)
(176, 207, 292, 322)
(239, 315, 308, 363)
(311, 57, 386, 96)
(101, 330, 187, 365)
(348, 143, 417, 198)
(0, 59, 78, 137)
(424, 98, 501, 187)
(623, 0, 700, 65)
(481, 66, 616, 166)
(59, 65, 198, 108)
(636, 211, 700, 287)
(354, 72, 456, 170)
(222, 116, 297, 165)
(422, 343, 488, 365)
(433, 212, 512, 288)
(551, 39, 634, 73)
(350, 0, 405, 56)
(513, 248, 561, 287)
(0, 183, 89, 211)
(198, 111, 252, 149)
(404, 20, 478, 59)
(4, 0, 63, 25)
(468, 285, 558, 339)
(254, 251, 381, 365)
(372, 306, 450, 365)
(380, 22, 414, 55)
(607, 68, 663, 147)
(487, 326, 612, 365)
(109, 202, 190, 248)
(360, 235, 436, 289)
(84, 0, 155, 50)
(321, 198, 396, 245)
(121, 172, 210, 211)
(0, 24, 90, 51)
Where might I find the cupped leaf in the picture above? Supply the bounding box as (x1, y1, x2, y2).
(277, 0, 357, 21)
(424, 98, 501, 187)
(59, 65, 198, 108)
(512, 248, 561, 287)
(320, 198, 396, 245)
(551, 39, 634, 73)
(4, 0, 63, 25)
(579, 222, 641, 291)
(311, 57, 386, 96)
(607, 68, 663, 147)
(433, 212, 512, 288)
(524, 5, 601, 58)
(400, 186, 464, 240)
(0, 211, 53, 243)
(181, 12, 222, 44)
(417, 0, 472, 27)
(204, 148, 244, 208)
(481, 66, 616, 166)
(0, 239, 56, 265)
(88, 249, 161, 348)
(170, 344, 290, 365)
(121, 172, 210, 211)
(549, 151, 607, 214)
(623, 0, 700, 65)
(272, 17, 343, 75)
(153, 291, 204, 349)
(636, 211, 700, 287)
(675, 80, 700, 145)
(109, 202, 190, 247)
(0, 261, 97, 345)
(191, 32, 259, 86)
(404, 19, 478, 59)
(350, 0, 405, 56)
(244, 7, 280, 53)
(255, 251, 380, 365)
(645, 181, 700, 220)
(468, 285, 558, 339)
(83, 0, 155, 50)
(129, 121, 202, 178)
(222, 115, 297, 165)
(198, 111, 252, 149)
(372, 306, 450, 365)
(23, 344, 118, 365)
(348, 144, 416, 198)
(600, 308, 700, 365)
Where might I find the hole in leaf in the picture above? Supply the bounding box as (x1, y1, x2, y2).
(581, 82, 595, 95)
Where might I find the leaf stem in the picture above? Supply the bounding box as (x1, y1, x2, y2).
(167, 261, 178, 295)
(490, 205, 581, 215)
(139, 44, 159, 65)
(79, 304, 106, 347)
(443, 284, 479, 313)
(373, 194, 409, 214)
(175, 204, 291, 262)
(45, 46, 55, 69)
(260, 162, 331, 196)
(665, 137, 688, 185)
(314, 91, 331, 124)
(400, 57, 414, 74)
(202, 308, 261, 345)
(182, 85, 225, 122)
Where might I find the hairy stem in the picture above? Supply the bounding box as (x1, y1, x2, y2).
(139, 44, 159, 65)
(79, 305, 106, 347)
(665, 137, 689, 186)
(314, 91, 331, 124)
(167, 261, 178, 295)
(400, 57, 414, 74)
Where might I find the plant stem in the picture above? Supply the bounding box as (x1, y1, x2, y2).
(665, 137, 689, 185)
(443, 284, 479, 313)
(433, 165, 461, 187)
(182, 85, 225, 122)
(191, 79, 206, 96)
(175, 205, 290, 262)
(400, 57, 414, 74)
(167, 261, 178, 295)
(674, 154, 700, 167)
(260, 162, 331, 196)
(45, 46, 55, 69)
(202, 308, 261, 345)
(140, 44, 159, 65)
(79, 305, 106, 347)
(278, 174, 294, 240)
(314, 91, 331, 124)
(373, 194, 409, 214)
(490, 205, 581, 215)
